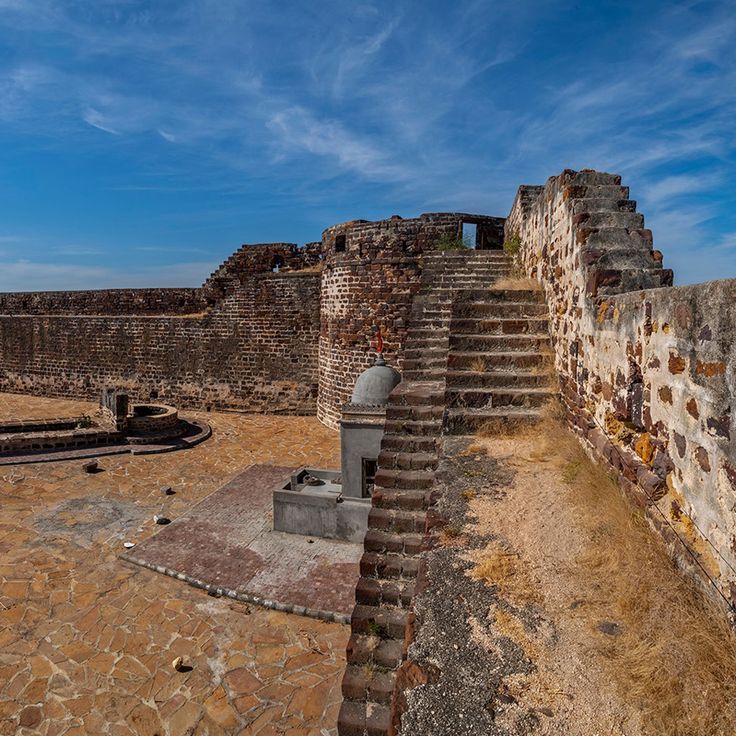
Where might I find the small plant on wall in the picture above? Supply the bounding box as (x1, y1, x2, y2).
(433, 234, 471, 252)
(503, 233, 522, 257)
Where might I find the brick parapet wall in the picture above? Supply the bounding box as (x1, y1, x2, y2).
(506, 168, 736, 617)
(0, 288, 209, 316)
(0, 271, 321, 414)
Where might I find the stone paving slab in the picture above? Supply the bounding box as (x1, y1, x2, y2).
(0, 392, 348, 735)
(122, 464, 361, 623)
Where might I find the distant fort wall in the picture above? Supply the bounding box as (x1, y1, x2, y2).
(507, 169, 736, 616)
(0, 244, 322, 414)
(0, 215, 504, 424)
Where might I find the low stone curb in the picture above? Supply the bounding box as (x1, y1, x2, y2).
(119, 553, 351, 625)
(0, 419, 211, 466)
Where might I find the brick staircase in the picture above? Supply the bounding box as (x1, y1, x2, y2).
(444, 288, 554, 434)
(339, 250, 556, 735)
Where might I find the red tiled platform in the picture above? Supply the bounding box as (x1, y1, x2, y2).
(122, 463, 361, 622)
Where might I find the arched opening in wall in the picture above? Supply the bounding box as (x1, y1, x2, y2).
(461, 222, 477, 249)
(335, 234, 346, 253)
(271, 255, 284, 273)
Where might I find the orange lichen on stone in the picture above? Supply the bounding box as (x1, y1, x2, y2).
(696, 360, 726, 377)
(634, 433, 654, 465)
(668, 352, 686, 374)
(598, 302, 609, 323)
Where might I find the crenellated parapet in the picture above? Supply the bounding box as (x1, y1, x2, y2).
(506, 168, 736, 618)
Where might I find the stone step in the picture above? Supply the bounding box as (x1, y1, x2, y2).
(351, 603, 410, 639)
(385, 404, 444, 422)
(364, 528, 424, 556)
(583, 226, 652, 249)
(444, 407, 544, 434)
(446, 387, 554, 410)
(403, 357, 446, 370)
(570, 170, 622, 185)
(445, 369, 553, 389)
(447, 351, 550, 371)
(581, 245, 659, 271)
(453, 288, 545, 303)
(387, 382, 444, 407)
(421, 261, 511, 268)
(377, 449, 438, 471)
(410, 318, 451, 328)
(449, 333, 551, 352)
(383, 419, 442, 437)
(404, 333, 447, 343)
(347, 632, 405, 668)
(355, 577, 415, 608)
(571, 197, 637, 215)
(452, 301, 548, 318)
(342, 664, 396, 706)
(403, 343, 447, 355)
(422, 251, 511, 259)
(422, 269, 513, 277)
(381, 433, 439, 454)
(449, 317, 548, 335)
(578, 211, 644, 229)
(360, 551, 421, 579)
(368, 505, 429, 534)
(338, 700, 391, 736)
(576, 184, 629, 199)
(406, 328, 450, 338)
(374, 468, 435, 490)
(401, 368, 445, 381)
(372, 486, 440, 513)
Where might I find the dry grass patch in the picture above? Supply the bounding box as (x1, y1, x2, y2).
(471, 543, 542, 606)
(537, 415, 736, 736)
(494, 276, 540, 290)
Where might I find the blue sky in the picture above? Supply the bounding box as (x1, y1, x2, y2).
(0, 0, 734, 291)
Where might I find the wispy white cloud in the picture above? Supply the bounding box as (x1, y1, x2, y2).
(0, 0, 733, 288)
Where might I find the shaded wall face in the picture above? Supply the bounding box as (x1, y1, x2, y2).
(0, 273, 322, 414)
(507, 170, 736, 614)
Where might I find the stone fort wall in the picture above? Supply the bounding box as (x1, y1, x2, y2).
(506, 169, 736, 616)
(317, 213, 504, 428)
(0, 216, 504, 424)
(0, 244, 322, 414)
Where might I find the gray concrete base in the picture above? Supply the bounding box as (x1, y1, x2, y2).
(273, 467, 371, 543)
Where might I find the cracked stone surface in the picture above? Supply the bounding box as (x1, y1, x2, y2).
(0, 392, 347, 735)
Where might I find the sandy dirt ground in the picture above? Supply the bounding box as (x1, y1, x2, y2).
(461, 418, 736, 736)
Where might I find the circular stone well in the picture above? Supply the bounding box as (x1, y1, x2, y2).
(126, 404, 180, 435)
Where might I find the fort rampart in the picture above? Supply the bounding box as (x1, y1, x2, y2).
(506, 170, 736, 614)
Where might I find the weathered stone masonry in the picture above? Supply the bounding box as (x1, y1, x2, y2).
(506, 169, 736, 616)
(0, 214, 504, 425)
(0, 244, 322, 414)
(318, 213, 504, 428)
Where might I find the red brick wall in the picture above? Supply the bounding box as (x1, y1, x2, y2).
(317, 213, 505, 428)
(0, 270, 321, 414)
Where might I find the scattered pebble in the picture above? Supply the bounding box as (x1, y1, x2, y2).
(172, 656, 184, 671)
(123, 542, 135, 549)
(154, 515, 171, 525)
(161, 485, 175, 495)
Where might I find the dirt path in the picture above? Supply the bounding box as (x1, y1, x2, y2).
(403, 416, 736, 736)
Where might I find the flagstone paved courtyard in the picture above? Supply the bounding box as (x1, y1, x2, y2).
(0, 392, 347, 736)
